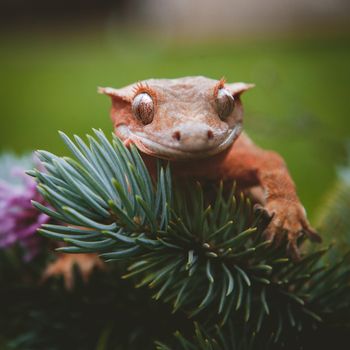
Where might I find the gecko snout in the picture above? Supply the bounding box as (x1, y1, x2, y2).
(171, 123, 218, 152)
(172, 128, 214, 143)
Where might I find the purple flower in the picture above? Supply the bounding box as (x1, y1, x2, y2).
(0, 153, 49, 260)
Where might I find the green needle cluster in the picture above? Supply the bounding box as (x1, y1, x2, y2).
(29, 129, 350, 349)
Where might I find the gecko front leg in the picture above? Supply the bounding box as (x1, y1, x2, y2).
(255, 152, 321, 257)
(224, 138, 321, 259)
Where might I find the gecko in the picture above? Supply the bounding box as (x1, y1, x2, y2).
(99, 76, 321, 259)
(44, 76, 320, 288)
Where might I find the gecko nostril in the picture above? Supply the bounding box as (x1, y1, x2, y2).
(172, 131, 181, 141)
(207, 130, 214, 140)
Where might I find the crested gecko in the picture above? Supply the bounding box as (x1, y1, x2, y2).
(44, 76, 320, 287)
(100, 76, 321, 259)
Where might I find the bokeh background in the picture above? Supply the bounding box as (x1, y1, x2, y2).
(1, 0, 349, 218)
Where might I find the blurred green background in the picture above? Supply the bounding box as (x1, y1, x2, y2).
(1, 0, 350, 219)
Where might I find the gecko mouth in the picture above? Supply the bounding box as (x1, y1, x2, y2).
(116, 125, 241, 160)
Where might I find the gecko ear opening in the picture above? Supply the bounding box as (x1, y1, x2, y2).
(225, 82, 255, 97)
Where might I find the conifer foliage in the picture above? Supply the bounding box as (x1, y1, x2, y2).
(28, 129, 350, 349)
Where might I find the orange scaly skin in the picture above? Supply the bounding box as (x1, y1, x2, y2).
(100, 76, 321, 259)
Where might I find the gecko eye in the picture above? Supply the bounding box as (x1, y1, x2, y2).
(216, 88, 234, 120)
(132, 93, 154, 125)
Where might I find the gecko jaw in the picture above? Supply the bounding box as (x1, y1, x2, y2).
(116, 125, 241, 160)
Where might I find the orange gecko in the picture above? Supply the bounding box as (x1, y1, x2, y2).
(44, 76, 321, 288)
(100, 76, 321, 259)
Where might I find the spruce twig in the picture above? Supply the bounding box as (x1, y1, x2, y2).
(30, 129, 350, 349)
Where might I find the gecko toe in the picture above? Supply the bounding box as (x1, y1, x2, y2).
(303, 226, 322, 243)
(254, 203, 274, 229)
(298, 216, 322, 243)
(287, 239, 301, 261)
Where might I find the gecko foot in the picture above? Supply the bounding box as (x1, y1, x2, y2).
(255, 200, 321, 260)
(42, 253, 105, 290)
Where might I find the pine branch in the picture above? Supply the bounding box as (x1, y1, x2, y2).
(30, 129, 350, 348)
(155, 322, 259, 350)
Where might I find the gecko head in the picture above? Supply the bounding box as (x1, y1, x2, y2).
(99, 76, 254, 160)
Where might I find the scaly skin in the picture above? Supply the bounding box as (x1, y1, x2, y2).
(100, 76, 321, 259)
